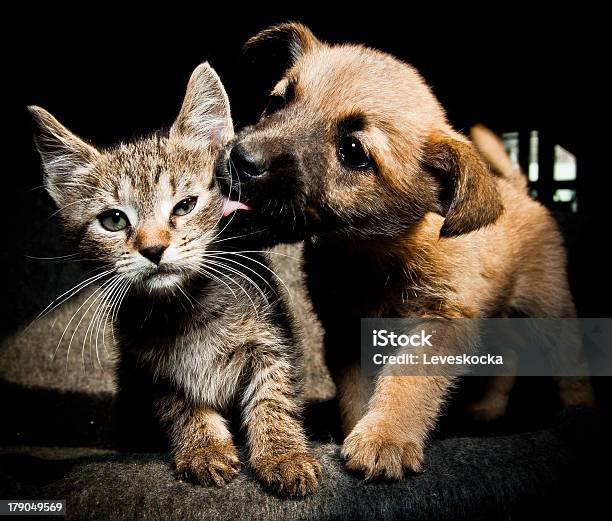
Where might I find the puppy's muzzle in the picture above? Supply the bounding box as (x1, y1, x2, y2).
(229, 143, 267, 179)
(225, 140, 300, 195)
(217, 135, 313, 244)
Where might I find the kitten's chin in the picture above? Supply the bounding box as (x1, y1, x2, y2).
(141, 272, 184, 293)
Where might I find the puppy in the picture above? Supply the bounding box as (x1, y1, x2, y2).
(217, 23, 595, 479)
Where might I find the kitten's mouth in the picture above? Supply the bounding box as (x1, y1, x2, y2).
(143, 264, 181, 279)
(141, 266, 184, 291)
(222, 197, 252, 217)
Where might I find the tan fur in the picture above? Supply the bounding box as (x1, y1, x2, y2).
(468, 346, 519, 421)
(232, 23, 595, 480)
(470, 124, 526, 187)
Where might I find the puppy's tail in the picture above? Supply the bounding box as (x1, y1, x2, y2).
(470, 124, 527, 189)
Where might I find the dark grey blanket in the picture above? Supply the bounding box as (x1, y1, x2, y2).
(0, 408, 604, 521)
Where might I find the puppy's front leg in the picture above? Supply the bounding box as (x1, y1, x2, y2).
(342, 374, 451, 479)
(242, 359, 322, 498)
(157, 395, 241, 487)
(335, 361, 373, 434)
(342, 319, 477, 479)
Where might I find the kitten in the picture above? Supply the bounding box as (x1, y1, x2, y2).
(29, 62, 321, 498)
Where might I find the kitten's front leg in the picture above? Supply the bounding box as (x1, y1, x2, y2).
(242, 360, 322, 498)
(157, 395, 240, 487)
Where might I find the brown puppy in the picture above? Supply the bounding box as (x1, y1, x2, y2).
(217, 23, 594, 479)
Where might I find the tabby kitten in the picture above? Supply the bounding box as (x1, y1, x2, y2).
(29, 63, 321, 498)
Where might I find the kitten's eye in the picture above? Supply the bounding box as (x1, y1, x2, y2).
(172, 196, 198, 216)
(99, 210, 129, 232)
(338, 136, 371, 170)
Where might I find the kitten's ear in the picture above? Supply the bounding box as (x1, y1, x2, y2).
(28, 105, 100, 206)
(170, 62, 233, 150)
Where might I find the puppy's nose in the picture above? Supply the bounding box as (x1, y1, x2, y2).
(139, 244, 167, 265)
(229, 143, 266, 179)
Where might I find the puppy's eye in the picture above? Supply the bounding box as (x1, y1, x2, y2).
(263, 94, 286, 116)
(99, 210, 129, 232)
(338, 136, 371, 170)
(172, 196, 198, 216)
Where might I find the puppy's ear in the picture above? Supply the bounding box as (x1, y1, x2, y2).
(28, 105, 100, 207)
(243, 22, 320, 73)
(170, 62, 233, 150)
(422, 131, 504, 238)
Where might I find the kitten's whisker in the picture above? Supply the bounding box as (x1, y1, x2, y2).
(26, 257, 100, 265)
(210, 228, 271, 244)
(100, 276, 131, 351)
(291, 204, 297, 230)
(197, 262, 259, 316)
(208, 158, 244, 244)
(86, 288, 109, 370)
(191, 264, 237, 299)
(52, 275, 118, 366)
(86, 281, 114, 351)
(111, 278, 132, 330)
(208, 156, 236, 236)
(28, 181, 106, 195)
(203, 253, 280, 299)
(175, 283, 197, 310)
(34, 268, 112, 322)
(180, 283, 201, 308)
(31, 181, 107, 193)
(205, 251, 293, 298)
(90, 276, 125, 370)
(215, 262, 270, 307)
(203, 258, 268, 309)
(101, 277, 130, 355)
(25, 253, 79, 261)
(28, 269, 114, 333)
(101, 278, 129, 354)
(85, 279, 116, 370)
(49, 196, 106, 220)
(112, 280, 133, 338)
(210, 249, 301, 262)
(70, 275, 121, 372)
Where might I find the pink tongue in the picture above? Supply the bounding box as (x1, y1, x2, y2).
(222, 197, 252, 217)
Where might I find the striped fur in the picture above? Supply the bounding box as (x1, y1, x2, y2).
(30, 62, 320, 498)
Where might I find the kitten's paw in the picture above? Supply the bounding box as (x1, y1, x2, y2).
(175, 442, 241, 487)
(252, 450, 322, 498)
(342, 421, 424, 480)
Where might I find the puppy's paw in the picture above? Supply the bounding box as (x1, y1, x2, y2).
(175, 442, 241, 487)
(467, 394, 509, 422)
(342, 422, 424, 480)
(252, 450, 322, 498)
(557, 378, 595, 408)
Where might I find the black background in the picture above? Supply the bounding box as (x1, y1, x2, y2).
(3, 9, 611, 365)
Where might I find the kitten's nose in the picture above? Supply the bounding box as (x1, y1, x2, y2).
(139, 244, 167, 265)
